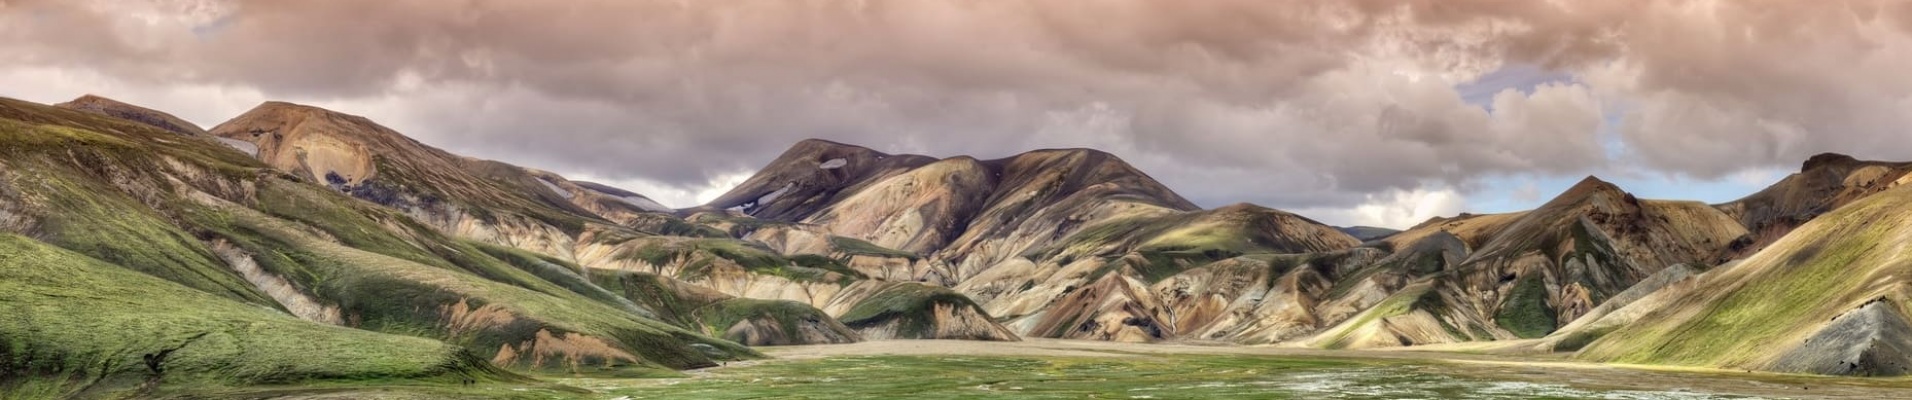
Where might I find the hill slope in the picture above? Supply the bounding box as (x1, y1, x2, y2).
(1580, 184, 1912, 376)
(54, 94, 208, 137)
(0, 97, 762, 396)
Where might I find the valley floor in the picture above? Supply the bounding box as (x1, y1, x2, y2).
(571, 340, 1912, 399)
(179, 340, 1912, 399)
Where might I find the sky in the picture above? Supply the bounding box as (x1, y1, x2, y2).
(3, 0, 1910, 229)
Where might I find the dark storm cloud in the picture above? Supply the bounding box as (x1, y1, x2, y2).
(1, 0, 1909, 217)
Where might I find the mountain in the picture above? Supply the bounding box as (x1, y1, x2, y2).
(207, 102, 1018, 344)
(1579, 183, 1912, 376)
(705, 140, 1204, 280)
(701, 139, 940, 221)
(209, 102, 606, 260)
(692, 139, 1368, 342)
(54, 94, 208, 137)
(1299, 177, 1748, 348)
(0, 97, 755, 397)
(1715, 153, 1912, 256)
(1338, 226, 1401, 242)
(15, 89, 1912, 391)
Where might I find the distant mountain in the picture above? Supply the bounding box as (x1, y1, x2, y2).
(12, 89, 1912, 395)
(54, 94, 208, 136)
(694, 139, 1366, 342)
(1338, 226, 1401, 242)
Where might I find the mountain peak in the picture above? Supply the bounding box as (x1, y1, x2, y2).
(1565, 175, 1621, 194)
(65, 94, 116, 104)
(241, 101, 339, 118)
(53, 94, 208, 136)
(1802, 152, 1861, 171)
(1535, 175, 1631, 210)
(791, 138, 881, 153)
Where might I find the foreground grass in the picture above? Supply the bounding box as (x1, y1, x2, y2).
(565, 354, 1771, 399)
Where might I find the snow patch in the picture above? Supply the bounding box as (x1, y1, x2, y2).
(819, 158, 848, 169)
(215, 137, 258, 157)
(616, 195, 674, 212)
(537, 178, 574, 199)
(757, 183, 794, 207)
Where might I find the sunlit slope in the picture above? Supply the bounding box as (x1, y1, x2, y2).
(1580, 184, 1912, 376)
(0, 233, 511, 399)
(0, 97, 756, 379)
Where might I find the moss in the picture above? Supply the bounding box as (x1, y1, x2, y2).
(9, 164, 272, 306)
(0, 97, 763, 390)
(686, 213, 785, 237)
(828, 236, 919, 260)
(622, 238, 857, 285)
(838, 283, 989, 338)
(584, 270, 712, 329)
(201, 189, 761, 373)
(1317, 285, 1432, 350)
(789, 254, 869, 283)
(1583, 203, 1889, 367)
(650, 216, 731, 238)
(0, 234, 511, 399)
(1495, 274, 1558, 339)
(692, 298, 838, 341)
(251, 179, 449, 268)
(465, 242, 652, 316)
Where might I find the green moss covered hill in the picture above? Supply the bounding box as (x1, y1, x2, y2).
(0, 97, 755, 398)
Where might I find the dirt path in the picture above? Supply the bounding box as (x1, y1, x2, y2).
(754, 339, 1912, 399)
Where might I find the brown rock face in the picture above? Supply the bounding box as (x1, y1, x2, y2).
(1716, 153, 1912, 256)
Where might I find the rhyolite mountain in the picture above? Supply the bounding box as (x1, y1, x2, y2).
(7, 92, 1912, 400)
(54, 94, 209, 137)
(0, 97, 754, 398)
(206, 100, 1016, 344)
(1714, 152, 1912, 256)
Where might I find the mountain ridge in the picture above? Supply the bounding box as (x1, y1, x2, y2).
(11, 91, 1912, 400)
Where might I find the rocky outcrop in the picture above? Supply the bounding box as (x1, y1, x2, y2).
(1715, 153, 1912, 256)
(1769, 301, 1912, 376)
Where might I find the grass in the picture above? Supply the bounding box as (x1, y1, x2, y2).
(9, 160, 274, 306)
(1495, 273, 1558, 339)
(686, 213, 787, 237)
(618, 237, 861, 285)
(570, 354, 1780, 400)
(1580, 193, 1898, 368)
(838, 283, 991, 338)
(0, 98, 762, 377)
(582, 269, 851, 345)
(828, 235, 920, 260)
(202, 202, 761, 373)
(0, 234, 509, 399)
(1314, 284, 1429, 349)
(602, 355, 1365, 399)
(692, 298, 846, 342)
(0, 115, 277, 307)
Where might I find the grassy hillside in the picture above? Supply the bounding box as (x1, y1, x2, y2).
(587, 270, 860, 346)
(1579, 185, 1912, 375)
(0, 97, 757, 383)
(0, 234, 512, 399)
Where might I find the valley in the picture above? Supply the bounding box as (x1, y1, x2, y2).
(166, 340, 1912, 399)
(4, 94, 1912, 398)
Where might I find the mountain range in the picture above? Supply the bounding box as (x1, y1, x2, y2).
(4, 94, 1912, 398)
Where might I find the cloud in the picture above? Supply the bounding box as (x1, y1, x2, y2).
(0, 0, 1907, 216)
(1300, 186, 1467, 229)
